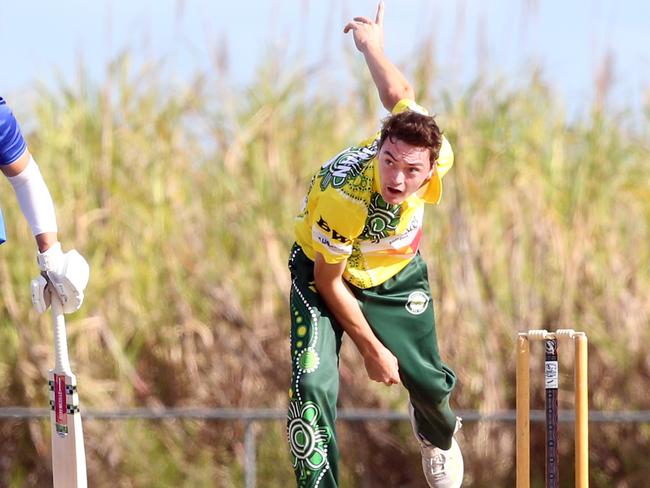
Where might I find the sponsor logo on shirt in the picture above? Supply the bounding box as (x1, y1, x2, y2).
(312, 217, 352, 255)
(316, 217, 350, 244)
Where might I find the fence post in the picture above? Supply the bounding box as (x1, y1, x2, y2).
(245, 420, 256, 488)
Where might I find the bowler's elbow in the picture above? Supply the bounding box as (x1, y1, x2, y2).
(313, 253, 346, 294)
(382, 85, 415, 111)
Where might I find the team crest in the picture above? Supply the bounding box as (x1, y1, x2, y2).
(405, 291, 429, 315)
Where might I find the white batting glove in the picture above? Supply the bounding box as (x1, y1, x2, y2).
(32, 242, 90, 314)
(31, 275, 51, 313)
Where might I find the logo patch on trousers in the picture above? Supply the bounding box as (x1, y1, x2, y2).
(405, 291, 429, 315)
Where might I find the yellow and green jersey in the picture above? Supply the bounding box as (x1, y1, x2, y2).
(294, 99, 454, 289)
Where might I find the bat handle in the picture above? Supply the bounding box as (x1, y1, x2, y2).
(51, 293, 73, 376)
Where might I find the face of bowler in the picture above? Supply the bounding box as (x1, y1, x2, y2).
(377, 137, 434, 205)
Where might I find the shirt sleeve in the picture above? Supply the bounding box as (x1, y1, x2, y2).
(0, 98, 28, 166)
(309, 194, 366, 264)
(437, 136, 454, 178)
(391, 98, 429, 116)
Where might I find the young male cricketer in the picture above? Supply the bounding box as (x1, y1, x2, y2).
(287, 3, 463, 487)
(0, 96, 89, 315)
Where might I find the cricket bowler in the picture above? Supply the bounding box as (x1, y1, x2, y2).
(286, 3, 463, 487)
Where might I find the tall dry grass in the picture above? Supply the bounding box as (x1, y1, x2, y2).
(0, 48, 649, 487)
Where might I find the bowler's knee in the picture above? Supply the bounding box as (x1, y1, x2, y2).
(295, 372, 338, 404)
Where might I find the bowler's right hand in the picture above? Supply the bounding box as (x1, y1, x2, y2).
(363, 342, 400, 386)
(343, 1, 385, 55)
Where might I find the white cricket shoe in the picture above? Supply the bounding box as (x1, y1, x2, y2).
(408, 404, 464, 488)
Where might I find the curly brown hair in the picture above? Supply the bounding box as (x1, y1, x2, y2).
(378, 111, 442, 165)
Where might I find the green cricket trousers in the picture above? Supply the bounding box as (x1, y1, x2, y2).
(286, 244, 458, 488)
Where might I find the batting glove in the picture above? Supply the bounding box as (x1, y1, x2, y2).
(32, 242, 90, 314)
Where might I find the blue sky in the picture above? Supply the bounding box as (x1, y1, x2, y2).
(1, 0, 648, 115)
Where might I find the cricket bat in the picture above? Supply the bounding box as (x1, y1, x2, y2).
(49, 293, 87, 487)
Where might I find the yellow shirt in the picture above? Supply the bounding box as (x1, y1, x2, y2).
(294, 99, 453, 288)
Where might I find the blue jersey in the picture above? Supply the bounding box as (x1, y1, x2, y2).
(0, 209, 5, 244)
(0, 96, 27, 244)
(0, 97, 27, 166)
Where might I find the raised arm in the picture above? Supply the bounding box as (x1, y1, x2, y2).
(344, 2, 414, 111)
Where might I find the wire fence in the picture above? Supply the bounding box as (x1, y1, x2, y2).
(2, 407, 650, 488)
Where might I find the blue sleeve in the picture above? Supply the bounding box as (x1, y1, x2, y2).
(0, 208, 6, 245)
(0, 97, 28, 166)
